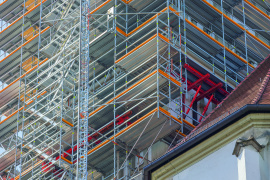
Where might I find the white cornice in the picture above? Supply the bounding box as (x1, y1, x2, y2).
(152, 113, 270, 180)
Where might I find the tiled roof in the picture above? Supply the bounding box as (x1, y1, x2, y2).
(255, 70, 270, 104)
(171, 55, 270, 150)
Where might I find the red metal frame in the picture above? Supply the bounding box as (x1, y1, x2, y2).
(185, 85, 201, 117)
(199, 94, 214, 122)
(40, 112, 135, 176)
(184, 64, 229, 96)
(187, 74, 210, 91)
(182, 77, 220, 104)
(182, 93, 185, 113)
(56, 111, 132, 162)
(172, 63, 227, 104)
(195, 82, 222, 102)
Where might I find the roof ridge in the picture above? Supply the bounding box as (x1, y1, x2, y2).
(252, 69, 270, 104)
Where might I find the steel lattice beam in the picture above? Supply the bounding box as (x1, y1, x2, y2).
(77, 0, 90, 179)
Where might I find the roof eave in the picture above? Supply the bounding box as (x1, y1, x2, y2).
(143, 104, 270, 180)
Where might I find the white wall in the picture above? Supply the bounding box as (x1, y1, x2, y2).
(173, 140, 238, 180)
(237, 143, 270, 180)
(263, 144, 270, 180)
(171, 139, 270, 180)
(238, 147, 261, 180)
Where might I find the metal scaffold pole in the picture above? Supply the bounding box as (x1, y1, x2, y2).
(77, 0, 90, 179)
(16, 0, 26, 179)
(221, 0, 227, 90)
(114, 0, 117, 178)
(183, 0, 187, 132)
(242, 0, 249, 76)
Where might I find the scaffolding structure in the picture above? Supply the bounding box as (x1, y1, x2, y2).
(0, 0, 269, 179)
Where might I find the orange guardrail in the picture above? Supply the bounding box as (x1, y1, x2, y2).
(121, 0, 134, 4)
(1, 32, 175, 129)
(115, 5, 254, 72)
(116, 5, 252, 70)
(183, 118, 196, 128)
(159, 107, 195, 128)
(15, 108, 157, 178)
(158, 69, 181, 87)
(61, 156, 73, 164)
(176, 130, 187, 137)
(115, 33, 170, 64)
(160, 106, 182, 124)
(87, 106, 194, 156)
(0, 91, 47, 125)
(90, 0, 133, 14)
(62, 118, 74, 127)
(14, 160, 42, 180)
(87, 108, 158, 155)
(115, 34, 157, 63)
(116, 7, 170, 37)
(130, 7, 167, 35)
(167, 6, 254, 68)
(0, 0, 48, 34)
(0, 26, 50, 64)
(186, 19, 255, 69)
(201, 0, 270, 49)
(88, 70, 158, 118)
(90, 0, 112, 14)
(0, 0, 7, 6)
(127, 7, 168, 36)
(0, 58, 49, 94)
(87, 30, 183, 117)
(158, 33, 170, 43)
(244, 0, 270, 21)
